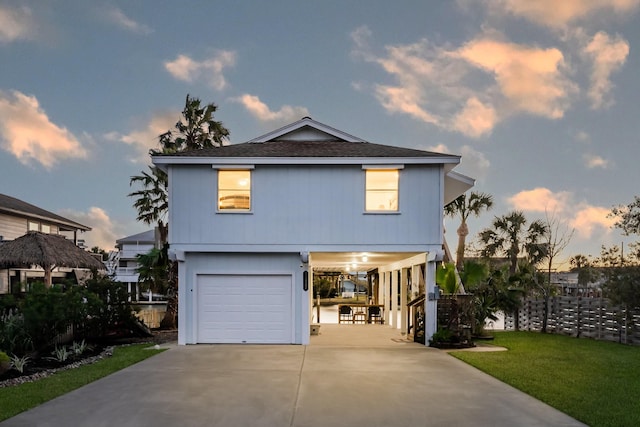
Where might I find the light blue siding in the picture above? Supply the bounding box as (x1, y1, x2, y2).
(169, 164, 443, 250)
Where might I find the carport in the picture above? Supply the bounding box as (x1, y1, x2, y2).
(308, 251, 441, 343)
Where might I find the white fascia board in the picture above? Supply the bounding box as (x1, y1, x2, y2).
(362, 164, 405, 170)
(153, 156, 461, 166)
(444, 170, 475, 205)
(168, 243, 439, 253)
(248, 117, 364, 143)
(211, 164, 255, 170)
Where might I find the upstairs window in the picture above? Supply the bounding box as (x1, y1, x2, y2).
(218, 170, 251, 211)
(365, 169, 399, 212)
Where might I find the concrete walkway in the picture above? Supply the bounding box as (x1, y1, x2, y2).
(1, 325, 586, 427)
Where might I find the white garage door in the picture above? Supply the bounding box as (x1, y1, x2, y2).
(197, 274, 293, 344)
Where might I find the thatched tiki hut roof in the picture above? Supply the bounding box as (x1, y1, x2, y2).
(0, 231, 105, 287)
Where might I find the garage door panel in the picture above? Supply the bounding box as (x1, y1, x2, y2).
(197, 274, 293, 343)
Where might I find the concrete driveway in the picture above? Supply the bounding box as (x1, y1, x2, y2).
(1, 326, 586, 427)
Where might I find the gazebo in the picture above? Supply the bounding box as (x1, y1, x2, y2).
(0, 231, 105, 287)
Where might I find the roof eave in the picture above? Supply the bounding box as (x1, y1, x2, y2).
(0, 208, 91, 231)
(152, 155, 461, 166)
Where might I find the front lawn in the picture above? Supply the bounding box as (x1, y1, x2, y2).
(0, 344, 164, 422)
(450, 332, 640, 427)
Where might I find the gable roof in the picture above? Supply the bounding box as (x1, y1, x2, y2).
(0, 194, 91, 232)
(163, 139, 458, 159)
(249, 116, 365, 142)
(153, 117, 460, 166)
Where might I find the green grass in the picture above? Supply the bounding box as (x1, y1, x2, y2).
(0, 344, 165, 422)
(450, 332, 640, 427)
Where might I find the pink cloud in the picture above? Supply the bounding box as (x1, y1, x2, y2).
(508, 188, 571, 212)
(233, 94, 309, 124)
(0, 90, 86, 168)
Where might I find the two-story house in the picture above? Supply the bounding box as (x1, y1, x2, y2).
(0, 193, 92, 293)
(152, 117, 474, 345)
(110, 229, 158, 301)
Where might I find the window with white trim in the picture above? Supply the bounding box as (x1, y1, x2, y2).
(28, 221, 39, 231)
(218, 170, 251, 211)
(365, 169, 399, 211)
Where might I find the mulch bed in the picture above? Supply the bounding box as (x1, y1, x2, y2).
(0, 329, 177, 388)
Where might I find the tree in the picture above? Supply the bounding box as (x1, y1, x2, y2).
(89, 246, 108, 261)
(478, 211, 548, 331)
(478, 211, 548, 276)
(538, 211, 574, 332)
(569, 254, 598, 293)
(129, 95, 230, 329)
(136, 248, 169, 297)
(610, 196, 640, 236)
(445, 192, 493, 270)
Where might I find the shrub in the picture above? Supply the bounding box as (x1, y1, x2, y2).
(0, 351, 9, 375)
(81, 275, 141, 339)
(9, 354, 30, 373)
(0, 310, 33, 357)
(20, 283, 77, 350)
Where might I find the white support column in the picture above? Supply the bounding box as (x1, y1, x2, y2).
(177, 258, 187, 345)
(400, 268, 408, 335)
(425, 259, 438, 343)
(391, 270, 398, 328)
(382, 272, 390, 325)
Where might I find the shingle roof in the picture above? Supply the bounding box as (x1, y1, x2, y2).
(0, 194, 91, 231)
(160, 140, 455, 159)
(116, 229, 155, 245)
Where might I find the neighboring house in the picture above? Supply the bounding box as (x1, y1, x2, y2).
(153, 117, 474, 345)
(110, 229, 165, 302)
(0, 193, 92, 293)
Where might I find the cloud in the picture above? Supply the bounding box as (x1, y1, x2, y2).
(0, 90, 87, 168)
(350, 27, 576, 137)
(582, 31, 629, 109)
(109, 112, 178, 164)
(583, 153, 610, 169)
(59, 207, 121, 251)
(233, 94, 309, 124)
(570, 205, 616, 238)
(485, 0, 640, 28)
(509, 187, 572, 213)
(451, 97, 498, 137)
(508, 187, 617, 238)
(104, 6, 152, 35)
(459, 145, 491, 181)
(0, 5, 36, 43)
(165, 51, 236, 90)
(454, 37, 576, 119)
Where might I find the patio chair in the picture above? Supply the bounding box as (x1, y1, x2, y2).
(368, 306, 383, 324)
(338, 305, 353, 323)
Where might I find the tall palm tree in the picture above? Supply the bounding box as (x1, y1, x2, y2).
(129, 94, 230, 329)
(445, 192, 493, 270)
(478, 211, 548, 276)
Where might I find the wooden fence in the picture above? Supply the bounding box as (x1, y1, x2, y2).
(505, 296, 640, 345)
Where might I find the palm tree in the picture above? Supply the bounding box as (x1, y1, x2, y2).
(129, 94, 230, 329)
(445, 192, 493, 270)
(136, 248, 169, 298)
(478, 211, 548, 276)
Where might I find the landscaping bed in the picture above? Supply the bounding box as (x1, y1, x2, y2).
(0, 329, 177, 388)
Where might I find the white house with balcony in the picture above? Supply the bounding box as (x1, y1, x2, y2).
(152, 117, 473, 345)
(111, 229, 159, 301)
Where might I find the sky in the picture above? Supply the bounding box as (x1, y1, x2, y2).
(1, 0, 639, 269)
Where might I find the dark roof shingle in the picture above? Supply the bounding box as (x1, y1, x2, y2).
(159, 140, 455, 159)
